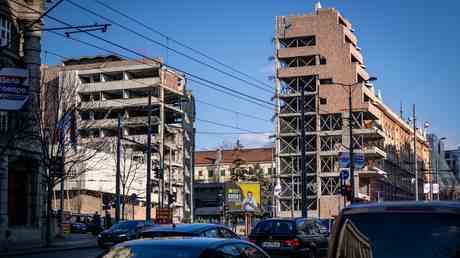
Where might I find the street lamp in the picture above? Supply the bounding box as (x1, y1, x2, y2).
(330, 76, 377, 203)
(436, 137, 447, 200)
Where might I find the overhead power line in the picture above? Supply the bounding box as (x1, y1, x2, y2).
(43, 49, 272, 134)
(195, 99, 270, 122)
(65, 0, 273, 95)
(10, 0, 275, 109)
(94, 0, 273, 91)
(196, 131, 272, 135)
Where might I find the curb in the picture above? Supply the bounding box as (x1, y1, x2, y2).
(1, 243, 99, 257)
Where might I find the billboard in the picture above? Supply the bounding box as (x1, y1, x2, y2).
(0, 68, 29, 111)
(225, 182, 260, 213)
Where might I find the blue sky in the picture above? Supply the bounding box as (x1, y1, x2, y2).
(42, 0, 460, 150)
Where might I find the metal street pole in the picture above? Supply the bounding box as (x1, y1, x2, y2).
(300, 81, 308, 218)
(413, 104, 419, 201)
(116, 113, 122, 222)
(348, 86, 355, 204)
(146, 88, 153, 222)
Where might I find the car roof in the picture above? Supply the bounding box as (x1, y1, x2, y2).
(117, 237, 245, 251)
(144, 223, 226, 233)
(344, 201, 460, 214)
(256, 217, 316, 223)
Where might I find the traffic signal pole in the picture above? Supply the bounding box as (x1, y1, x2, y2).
(116, 113, 121, 222)
(348, 86, 355, 204)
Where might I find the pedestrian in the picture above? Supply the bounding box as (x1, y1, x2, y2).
(92, 211, 101, 235)
(105, 211, 112, 229)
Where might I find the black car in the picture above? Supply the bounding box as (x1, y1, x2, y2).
(249, 218, 329, 258)
(70, 222, 87, 233)
(140, 223, 241, 239)
(97, 220, 152, 248)
(98, 237, 269, 258)
(328, 201, 460, 258)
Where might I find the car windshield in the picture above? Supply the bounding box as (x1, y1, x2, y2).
(340, 212, 460, 258)
(111, 221, 139, 231)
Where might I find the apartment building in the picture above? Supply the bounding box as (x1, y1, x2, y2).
(42, 55, 195, 222)
(274, 4, 431, 218)
(446, 147, 460, 180)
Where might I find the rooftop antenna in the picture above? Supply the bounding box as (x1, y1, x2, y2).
(400, 101, 404, 119)
(315, 1, 322, 11)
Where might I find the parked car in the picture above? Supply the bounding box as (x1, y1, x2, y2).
(328, 201, 460, 258)
(97, 237, 269, 258)
(248, 218, 329, 258)
(97, 220, 152, 248)
(70, 222, 87, 233)
(140, 223, 241, 239)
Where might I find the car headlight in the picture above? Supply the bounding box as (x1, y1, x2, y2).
(97, 234, 102, 238)
(118, 234, 128, 238)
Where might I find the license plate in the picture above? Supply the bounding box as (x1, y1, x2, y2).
(262, 241, 280, 248)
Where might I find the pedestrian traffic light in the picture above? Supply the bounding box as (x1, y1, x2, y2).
(345, 185, 353, 201)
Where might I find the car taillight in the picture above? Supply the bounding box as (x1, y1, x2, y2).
(283, 239, 300, 249)
(248, 237, 257, 244)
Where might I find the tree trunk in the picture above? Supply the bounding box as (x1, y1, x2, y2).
(121, 198, 125, 220)
(45, 179, 53, 247)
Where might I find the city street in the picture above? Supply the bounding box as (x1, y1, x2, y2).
(5, 247, 103, 258)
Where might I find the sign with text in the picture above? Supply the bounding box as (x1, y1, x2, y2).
(0, 68, 29, 111)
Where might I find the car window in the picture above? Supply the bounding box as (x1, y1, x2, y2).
(254, 221, 273, 235)
(213, 244, 243, 258)
(219, 228, 239, 239)
(202, 228, 220, 238)
(273, 221, 295, 234)
(237, 244, 268, 258)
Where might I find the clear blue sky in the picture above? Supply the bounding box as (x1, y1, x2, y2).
(42, 0, 460, 150)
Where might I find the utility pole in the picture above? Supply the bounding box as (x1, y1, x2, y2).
(146, 88, 152, 222)
(116, 113, 122, 222)
(300, 80, 308, 218)
(348, 86, 355, 204)
(413, 104, 418, 201)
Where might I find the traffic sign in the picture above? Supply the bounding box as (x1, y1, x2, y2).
(0, 68, 29, 111)
(338, 152, 365, 169)
(340, 169, 350, 180)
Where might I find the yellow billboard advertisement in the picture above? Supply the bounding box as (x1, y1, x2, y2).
(239, 182, 261, 212)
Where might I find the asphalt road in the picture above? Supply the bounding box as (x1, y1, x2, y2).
(5, 247, 104, 258)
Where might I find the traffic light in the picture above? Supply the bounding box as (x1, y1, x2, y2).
(345, 185, 353, 202)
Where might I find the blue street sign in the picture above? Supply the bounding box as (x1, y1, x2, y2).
(340, 169, 350, 180)
(339, 152, 350, 168)
(354, 153, 365, 169)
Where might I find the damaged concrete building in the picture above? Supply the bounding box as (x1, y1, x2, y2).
(274, 4, 431, 218)
(42, 55, 195, 222)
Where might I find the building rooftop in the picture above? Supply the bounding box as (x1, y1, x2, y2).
(195, 147, 273, 165)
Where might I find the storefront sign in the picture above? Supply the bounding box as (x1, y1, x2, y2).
(0, 68, 29, 110)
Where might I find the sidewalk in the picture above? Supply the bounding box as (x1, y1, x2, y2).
(0, 233, 98, 256)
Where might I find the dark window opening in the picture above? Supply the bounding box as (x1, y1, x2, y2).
(92, 74, 101, 83)
(92, 93, 101, 101)
(320, 56, 327, 65)
(364, 94, 371, 102)
(80, 94, 90, 102)
(357, 74, 366, 83)
(102, 72, 123, 82)
(338, 17, 347, 27)
(320, 97, 327, 105)
(280, 35, 316, 48)
(80, 112, 90, 120)
(345, 35, 355, 46)
(128, 69, 159, 79)
(320, 78, 333, 85)
(103, 129, 117, 137)
(102, 91, 123, 100)
(351, 54, 360, 63)
(93, 111, 106, 120)
(280, 55, 317, 68)
(79, 129, 90, 138)
(127, 127, 148, 135)
(79, 76, 90, 84)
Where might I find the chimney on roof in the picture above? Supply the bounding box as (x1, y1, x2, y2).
(315, 2, 322, 11)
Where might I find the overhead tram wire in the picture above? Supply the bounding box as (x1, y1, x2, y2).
(44, 31, 273, 111)
(196, 131, 272, 135)
(10, 0, 275, 109)
(43, 49, 272, 131)
(65, 0, 274, 95)
(195, 99, 271, 122)
(94, 0, 273, 90)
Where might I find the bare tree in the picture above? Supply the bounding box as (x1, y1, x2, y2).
(111, 142, 144, 220)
